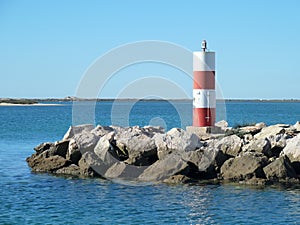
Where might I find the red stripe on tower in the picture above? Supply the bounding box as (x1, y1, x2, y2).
(193, 40, 216, 127)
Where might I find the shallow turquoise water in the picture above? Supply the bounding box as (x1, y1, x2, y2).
(0, 101, 300, 224)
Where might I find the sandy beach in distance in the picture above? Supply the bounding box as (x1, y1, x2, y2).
(0, 103, 62, 106)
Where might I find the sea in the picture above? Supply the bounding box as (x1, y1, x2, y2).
(0, 100, 300, 224)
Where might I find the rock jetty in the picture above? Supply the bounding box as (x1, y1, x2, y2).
(26, 122, 300, 185)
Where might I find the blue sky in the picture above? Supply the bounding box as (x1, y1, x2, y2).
(1, 0, 300, 99)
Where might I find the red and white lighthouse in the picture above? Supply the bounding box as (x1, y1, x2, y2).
(193, 40, 216, 127)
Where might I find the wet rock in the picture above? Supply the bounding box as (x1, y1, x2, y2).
(104, 162, 126, 179)
(34, 142, 54, 154)
(78, 151, 105, 177)
(63, 124, 94, 140)
(27, 123, 300, 185)
(263, 156, 298, 181)
(163, 175, 195, 184)
(35, 140, 70, 159)
(26, 155, 70, 172)
(138, 152, 190, 182)
(239, 177, 270, 186)
(55, 164, 81, 176)
(220, 152, 268, 181)
(53, 140, 69, 158)
(104, 162, 145, 180)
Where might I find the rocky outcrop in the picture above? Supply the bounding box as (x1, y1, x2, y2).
(263, 156, 297, 181)
(293, 121, 300, 132)
(78, 151, 104, 177)
(239, 123, 266, 135)
(104, 162, 145, 180)
(281, 134, 300, 173)
(54, 164, 81, 176)
(217, 135, 243, 157)
(67, 131, 100, 164)
(254, 124, 288, 140)
(63, 124, 94, 140)
(26, 155, 70, 172)
(138, 152, 190, 182)
(154, 128, 202, 160)
(91, 125, 114, 137)
(118, 133, 157, 166)
(26, 122, 300, 185)
(242, 138, 272, 157)
(220, 152, 268, 181)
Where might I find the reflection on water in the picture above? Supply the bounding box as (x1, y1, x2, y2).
(1, 157, 300, 224)
(182, 185, 218, 224)
(1, 101, 300, 224)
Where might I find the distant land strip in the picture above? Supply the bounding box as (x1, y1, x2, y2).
(1, 97, 300, 104)
(0, 99, 38, 104)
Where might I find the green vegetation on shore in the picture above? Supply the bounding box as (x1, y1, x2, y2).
(0, 98, 38, 104)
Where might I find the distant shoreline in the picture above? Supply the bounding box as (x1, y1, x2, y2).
(225, 99, 300, 103)
(1, 98, 300, 104)
(0, 103, 62, 106)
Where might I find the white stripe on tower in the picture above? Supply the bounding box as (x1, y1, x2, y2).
(193, 40, 216, 127)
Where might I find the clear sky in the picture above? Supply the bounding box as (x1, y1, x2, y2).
(1, 0, 300, 99)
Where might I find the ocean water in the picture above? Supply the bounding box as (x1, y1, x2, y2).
(0, 101, 300, 224)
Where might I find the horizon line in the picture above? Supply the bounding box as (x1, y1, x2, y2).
(1, 97, 300, 103)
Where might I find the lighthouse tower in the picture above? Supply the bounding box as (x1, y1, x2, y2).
(192, 40, 216, 127)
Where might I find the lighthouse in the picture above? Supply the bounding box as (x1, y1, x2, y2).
(192, 40, 216, 127)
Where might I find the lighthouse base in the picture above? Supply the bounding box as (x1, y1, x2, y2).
(186, 126, 224, 136)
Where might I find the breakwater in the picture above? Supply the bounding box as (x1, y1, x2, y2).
(27, 122, 300, 185)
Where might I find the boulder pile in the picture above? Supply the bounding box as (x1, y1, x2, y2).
(26, 122, 300, 185)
